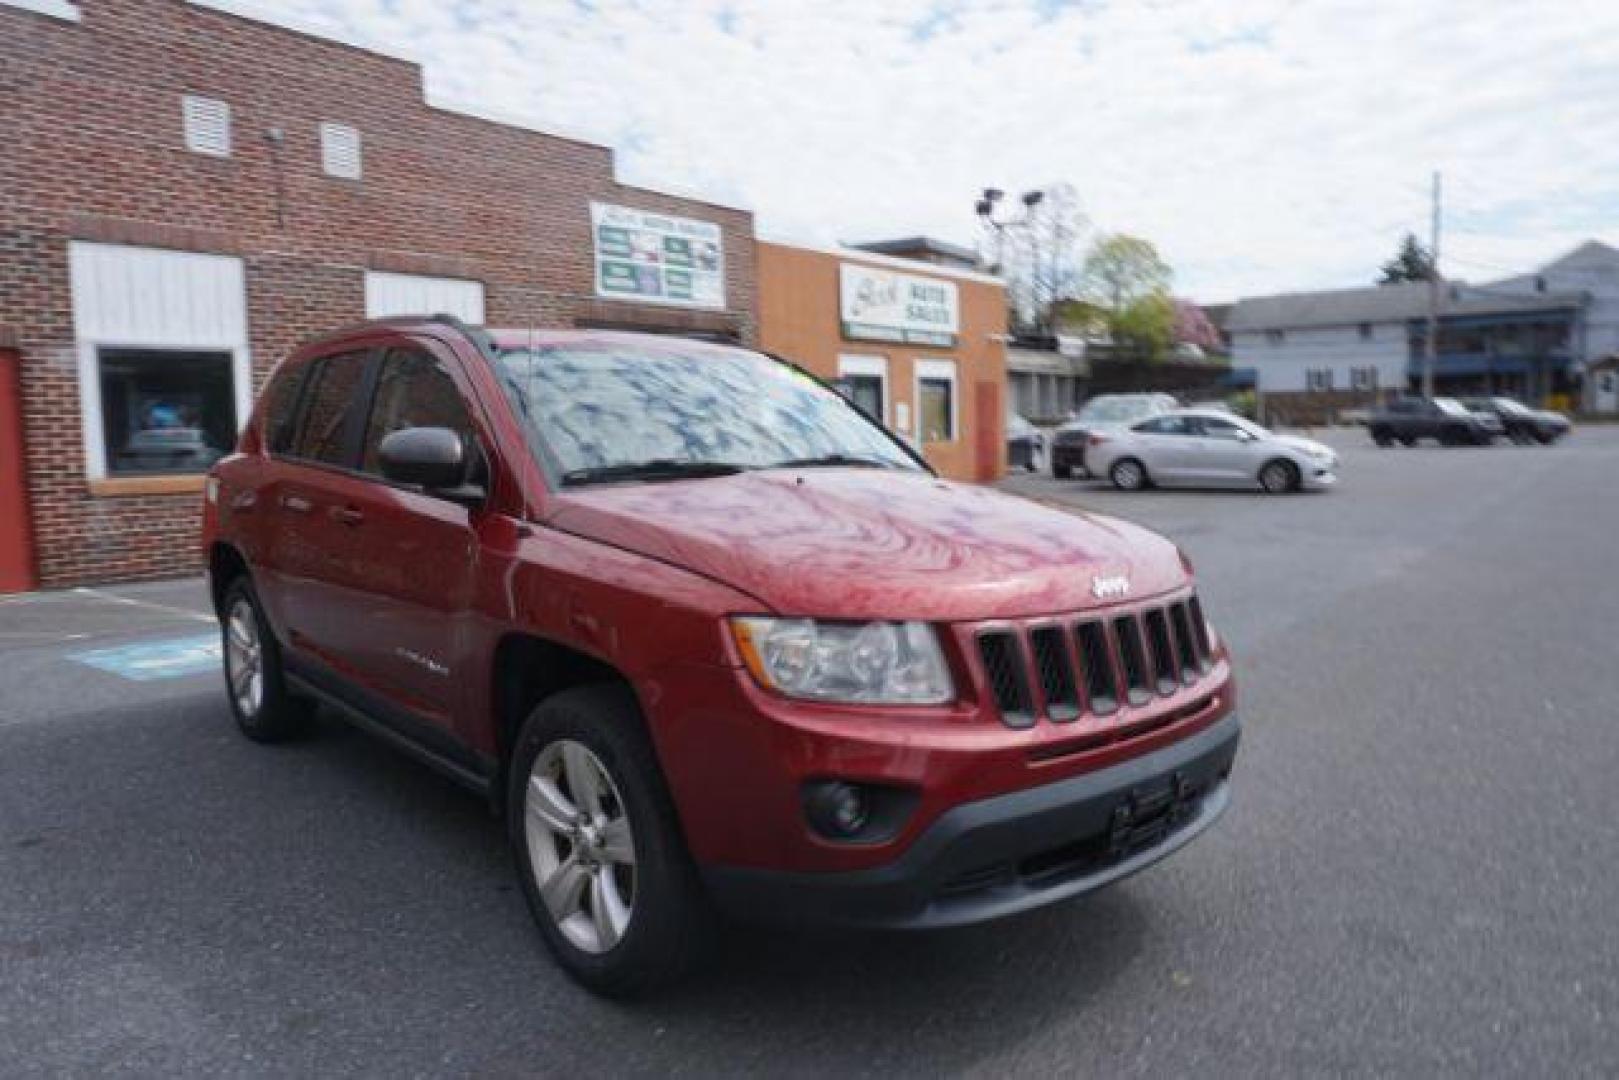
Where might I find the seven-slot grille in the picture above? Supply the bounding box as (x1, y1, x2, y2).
(976, 593, 1213, 728)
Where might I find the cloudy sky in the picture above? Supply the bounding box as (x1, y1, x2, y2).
(225, 0, 1619, 300)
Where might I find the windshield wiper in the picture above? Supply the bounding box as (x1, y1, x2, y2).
(560, 460, 750, 487)
(771, 453, 899, 470)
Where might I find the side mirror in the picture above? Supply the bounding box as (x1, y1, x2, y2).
(1236, 429, 1257, 442)
(378, 427, 484, 504)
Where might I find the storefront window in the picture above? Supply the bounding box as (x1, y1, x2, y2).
(97, 349, 236, 476)
(917, 360, 957, 442)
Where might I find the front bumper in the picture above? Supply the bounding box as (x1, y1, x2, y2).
(703, 711, 1240, 929)
(1302, 464, 1338, 491)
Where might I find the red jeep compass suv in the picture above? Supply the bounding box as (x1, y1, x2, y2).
(202, 317, 1240, 995)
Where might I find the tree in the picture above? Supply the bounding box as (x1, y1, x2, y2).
(1172, 299, 1223, 352)
(1378, 232, 1436, 284)
(1082, 233, 1175, 360)
(1111, 292, 1176, 361)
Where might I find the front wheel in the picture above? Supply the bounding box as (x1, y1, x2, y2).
(508, 684, 711, 997)
(1109, 457, 1148, 491)
(1259, 458, 1300, 494)
(1371, 427, 1393, 447)
(1053, 463, 1072, 479)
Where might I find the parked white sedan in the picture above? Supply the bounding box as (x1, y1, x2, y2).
(1086, 409, 1339, 494)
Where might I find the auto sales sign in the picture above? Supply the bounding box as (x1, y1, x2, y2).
(839, 263, 959, 347)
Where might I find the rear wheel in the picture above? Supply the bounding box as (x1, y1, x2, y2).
(1259, 458, 1299, 494)
(1053, 463, 1072, 479)
(1371, 427, 1393, 447)
(1109, 457, 1147, 491)
(219, 577, 313, 742)
(1399, 435, 1416, 447)
(507, 684, 711, 997)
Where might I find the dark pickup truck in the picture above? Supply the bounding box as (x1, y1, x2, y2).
(1368, 397, 1501, 446)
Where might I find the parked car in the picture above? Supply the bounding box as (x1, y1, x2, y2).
(202, 318, 1241, 996)
(1086, 409, 1338, 494)
(1367, 396, 1501, 446)
(1005, 411, 1045, 471)
(1460, 396, 1572, 445)
(1050, 393, 1178, 478)
(115, 427, 223, 473)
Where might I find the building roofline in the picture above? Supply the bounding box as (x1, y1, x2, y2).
(758, 236, 1006, 287)
(187, 1, 751, 215)
(849, 235, 980, 263)
(187, 0, 421, 64)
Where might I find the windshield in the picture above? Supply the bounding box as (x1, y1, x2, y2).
(1436, 398, 1471, 417)
(1494, 397, 1532, 416)
(1078, 397, 1160, 425)
(494, 343, 922, 482)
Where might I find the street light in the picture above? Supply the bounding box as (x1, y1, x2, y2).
(976, 186, 1048, 330)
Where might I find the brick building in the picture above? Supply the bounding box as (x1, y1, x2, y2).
(757, 240, 1008, 483)
(0, 0, 756, 589)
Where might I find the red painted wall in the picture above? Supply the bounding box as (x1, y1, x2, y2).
(0, 348, 37, 593)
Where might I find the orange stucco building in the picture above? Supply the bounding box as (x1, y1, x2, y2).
(756, 241, 1009, 483)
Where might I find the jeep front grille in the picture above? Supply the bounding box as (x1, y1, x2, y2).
(973, 592, 1215, 728)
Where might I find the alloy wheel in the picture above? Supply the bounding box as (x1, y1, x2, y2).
(1261, 462, 1293, 493)
(525, 740, 638, 954)
(225, 599, 264, 718)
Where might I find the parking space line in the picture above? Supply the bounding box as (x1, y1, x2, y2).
(71, 587, 216, 625)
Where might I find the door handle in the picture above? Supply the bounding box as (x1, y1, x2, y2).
(331, 505, 366, 527)
(280, 493, 313, 514)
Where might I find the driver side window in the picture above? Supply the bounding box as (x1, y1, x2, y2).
(360, 347, 478, 476)
(1199, 418, 1246, 441)
(1138, 415, 1193, 436)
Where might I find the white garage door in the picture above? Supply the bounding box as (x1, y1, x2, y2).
(364, 271, 485, 324)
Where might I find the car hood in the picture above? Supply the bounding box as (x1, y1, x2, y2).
(1272, 435, 1334, 457)
(1533, 410, 1570, 427)
(545, 469, 1187, 621)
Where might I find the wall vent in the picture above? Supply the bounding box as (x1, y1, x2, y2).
(320, 122, 362, 180)
(182, 95, 231, 157)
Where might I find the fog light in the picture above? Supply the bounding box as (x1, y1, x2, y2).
(806, 781, 870, 839)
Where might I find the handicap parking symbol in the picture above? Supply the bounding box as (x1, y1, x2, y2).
(68, 634, 222, 682)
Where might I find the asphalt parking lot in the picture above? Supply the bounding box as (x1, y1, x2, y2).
(3, 426, 1618, 1077)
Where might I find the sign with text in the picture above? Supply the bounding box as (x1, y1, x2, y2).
(592, 202, 725, 309)
(839, 263, 959, 347)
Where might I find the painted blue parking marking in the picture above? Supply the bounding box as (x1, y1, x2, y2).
(68, 634, 221, 682)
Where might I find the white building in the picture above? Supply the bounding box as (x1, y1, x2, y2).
(1226, 240, 1619, 417)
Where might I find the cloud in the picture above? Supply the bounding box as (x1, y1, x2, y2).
(257, 0, 1619, 298)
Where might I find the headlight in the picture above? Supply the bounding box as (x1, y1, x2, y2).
(729, 618, 954, 705)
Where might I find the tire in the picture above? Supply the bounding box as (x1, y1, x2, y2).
(1109, 457, 1147, 491)
(1399, 435, 1416, 447)
(219, 576, 313, 742)
(1053, 463, 1072, 479)
(1259, 458, 1299, 494)
(507, 684, 711, 997)
(1371, 427, 1393, 447)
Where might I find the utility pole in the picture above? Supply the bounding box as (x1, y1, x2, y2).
(1423, 170, 1442, 399)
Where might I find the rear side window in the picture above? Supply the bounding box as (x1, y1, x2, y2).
(359, 347, 477, 475)
(290, 351, 368, 466)
(262, 365, 307, 455)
